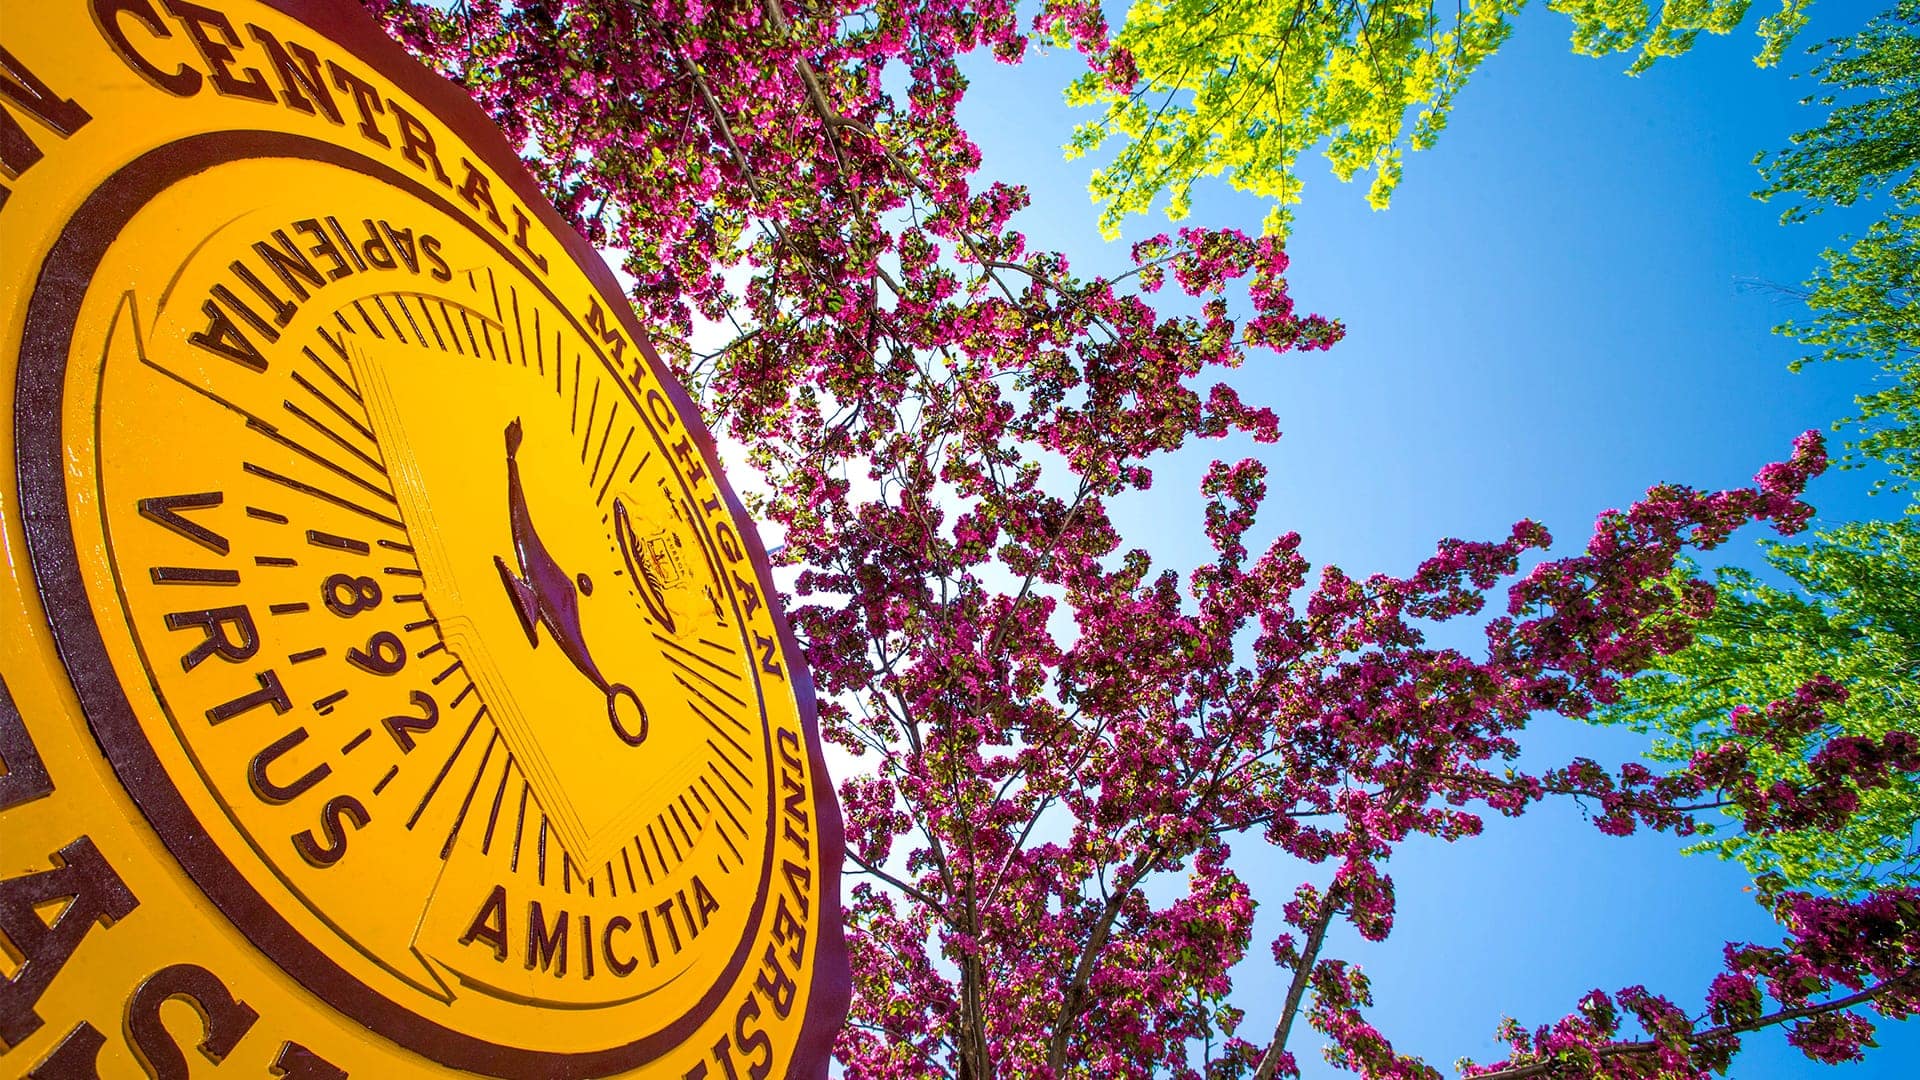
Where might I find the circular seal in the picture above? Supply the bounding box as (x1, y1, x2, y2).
(0, 2, 845, 1076)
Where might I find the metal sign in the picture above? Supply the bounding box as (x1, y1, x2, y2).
(0, 2, 847, 1075)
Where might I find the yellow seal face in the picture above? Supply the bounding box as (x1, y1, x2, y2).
(0, 2, 844, 1076)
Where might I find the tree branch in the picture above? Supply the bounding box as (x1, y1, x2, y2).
(1468, 971, 1920, 1080)
(1253, 884, 1343, 1080)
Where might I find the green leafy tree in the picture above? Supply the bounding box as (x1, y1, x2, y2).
(1759, 0, 1920, 494)
(1753, 0, 1919, 223)
(1593, 3, 1919, 899)
(1037, 0, 1816, 236)
(1784, 212, 1920, 495)
(1597, 526, 1920, 896)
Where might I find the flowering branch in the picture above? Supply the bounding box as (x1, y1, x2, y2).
(1468, 972, 1919, 1080)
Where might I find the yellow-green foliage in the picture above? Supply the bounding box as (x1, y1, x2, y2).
(1065, 0, 1814, 237)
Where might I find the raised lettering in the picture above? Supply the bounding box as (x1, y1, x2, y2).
(0, 674, 54, 811)
(164, 605, 259, 670)
(777, 727, 805, 771)
(165, 0, 273, 101)
(753, 631, 784, 681)
(710, 1033, 741, 1080)
(292, 795, 369, 868)
(579, 913, 595, 978)
(323, 216, 367, 272)
(255, 228, 327, 297)
(602, 914, 637, 976)
(292, 218, 352, 280)
(671, 436, 708, 489)
(0, 837, 139, 1049)
(677, 891, 699, 941)
(206, 669, 291, 724)
(358, 218, 394, 270)
(419, 232, 451, 281)
(654, 898, 682, 952)
(247, 23, 340, 122)
(782, 771, 809, 850)
(693, 875, 721, 929)
(187, 297, 267, 371)
(248, 727, 329, 804)
(639, 908, 660, 966)
(456, 158, 504, 227)
(460, 884, 509, 961)
(0, 43, 93, 209)
(25, 1022, 105, 1078)
(127, 963, 260, 1080)
(732, 570, 763, 622)
(380, 690, 438, 753)
(583, 298, 627, 362)
(210, 282, 279, 343)
(379, 221, 419, 273)
(387, 99, 449, 185)
(91, 0, 201, 97)
(509, 203, 548, 273)
(525, 900, 567, 976)
(326, 62, 388, 148)
(231, 260, 297, 326)
(771, 896, 806, 970)
(715, 522, 742, 564)
(753, 944, 796, 1020)
(735, 994, 774, 1080)
(780, 858, 812, 919)
(645, 388, 677, 431)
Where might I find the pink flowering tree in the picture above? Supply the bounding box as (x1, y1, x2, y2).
(370, 1, 1919, 1075)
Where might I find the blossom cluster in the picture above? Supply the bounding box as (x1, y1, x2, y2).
(1466, 888, 1919, 1079)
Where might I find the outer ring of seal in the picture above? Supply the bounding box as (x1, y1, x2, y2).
(10, 2, 848, 1074)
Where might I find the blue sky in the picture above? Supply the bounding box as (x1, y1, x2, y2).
(947, 0, 1916, 1074)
